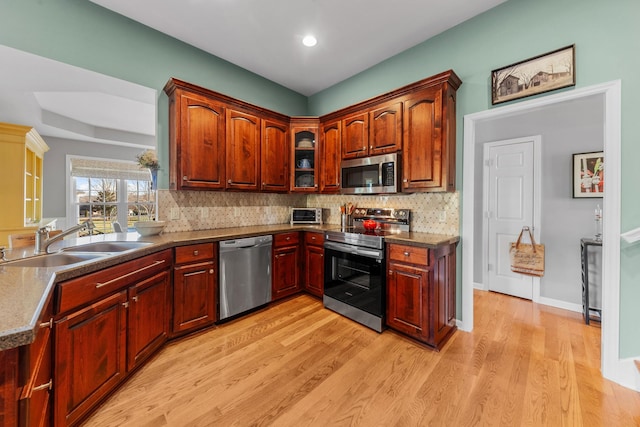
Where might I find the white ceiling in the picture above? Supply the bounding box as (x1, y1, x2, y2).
(0, 44, 156, 148)
(91, 0, 508, 96)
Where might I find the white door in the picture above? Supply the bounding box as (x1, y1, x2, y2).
(483, 136, 540, 300)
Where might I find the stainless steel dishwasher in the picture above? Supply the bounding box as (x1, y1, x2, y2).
(219, 235, 272, 320)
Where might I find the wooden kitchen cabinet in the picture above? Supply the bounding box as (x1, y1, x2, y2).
(369, 101, 402, 156)
(290, 118, 319, 192)
(401, 71, 459, 192)
(341, 112, 368, 159)
(386, 242, 456, 349)
(303, 232, 325, 297)
(172, 243, 217, 336)
(319, 120, 341, 193)
(226, 109, 261, 191)
(272, 232, 302, 300)
(17, 297, 53, 427)
(54, 250, 172, 426)
(164, 80, 227, 191)
(261, 118, 290, 192)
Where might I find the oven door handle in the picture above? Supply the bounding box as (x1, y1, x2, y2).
(324, 241, 384, 260)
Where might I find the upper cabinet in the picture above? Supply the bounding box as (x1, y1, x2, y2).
(341, 112, 368, 159)
(165, 71, 460, 195)
(165, 82, 226, 191)
(226, 108, 261, 191)
(290, 117, 319, 193)
(319, 119, 341, 193)
(369, 101, 402, 156)
(261, 118, 290, 192)
(164, 78, 290, 193)
(401, 74, 459, 193)
(0, 122, 49, 246)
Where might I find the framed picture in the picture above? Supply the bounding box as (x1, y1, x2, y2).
(573, 151, 603, 198)
(491, 45, 575, 105)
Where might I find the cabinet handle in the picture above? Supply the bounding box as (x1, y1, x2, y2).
(403, 179, 408, 183)
(132, 296, 138, 303)
(311, 236, 316, 240)
(183, 176, 188, 181)
(262, 182, 266, 186)
(193, 250, 199, 256)
(286, 236, 291, 240)
(361, 147, 366, 151)
(40, 318, 53, 329)
(122, 301, 129, 308)
(314, 184, 318, 188)
(209, 269, 214, 274)
(33, 380, 52, 392)
(388, 270, 393, 275)
(95, 260, 166, 288)
(370, 145, 373, 150)
(228, 179, 232, 184)
(403, 251, 410, 256)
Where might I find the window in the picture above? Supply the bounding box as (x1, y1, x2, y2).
(68, 156, 156, 235)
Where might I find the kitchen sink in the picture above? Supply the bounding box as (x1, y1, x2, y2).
(61, 241, 152, 253)
(4, 252, 108, 268)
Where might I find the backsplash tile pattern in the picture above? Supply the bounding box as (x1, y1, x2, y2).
(307, 192, 459, 235)
(158, 190, 459, 236)
(158, 191, 306, 233)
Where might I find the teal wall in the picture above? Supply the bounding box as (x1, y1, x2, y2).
(1, 0, 638, 357)
(310, 0, 640, 357)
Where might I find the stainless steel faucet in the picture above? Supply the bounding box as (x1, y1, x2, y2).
(34, 219, 95, 254)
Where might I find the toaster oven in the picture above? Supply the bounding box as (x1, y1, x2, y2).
(290, 207, 323, 225)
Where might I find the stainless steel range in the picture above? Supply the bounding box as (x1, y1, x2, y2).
(323, 208, 410, 332)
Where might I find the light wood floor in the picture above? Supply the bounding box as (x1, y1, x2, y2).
(84, 291, 640, 426)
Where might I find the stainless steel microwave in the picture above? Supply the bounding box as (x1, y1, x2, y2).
(340, 152, 400, 194)
(290, 207, 323, 225)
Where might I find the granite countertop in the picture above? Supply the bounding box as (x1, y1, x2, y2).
(0, 224, 458, 351)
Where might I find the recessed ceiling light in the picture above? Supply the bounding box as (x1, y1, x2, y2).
(302, 35, 317, 47)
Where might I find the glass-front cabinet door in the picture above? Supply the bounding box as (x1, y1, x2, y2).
(290, 118, 319, 193)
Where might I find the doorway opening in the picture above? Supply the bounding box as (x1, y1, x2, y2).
(462, 81, 624, 386)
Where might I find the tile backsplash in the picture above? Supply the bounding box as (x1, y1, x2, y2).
(158, 190, 459, 236)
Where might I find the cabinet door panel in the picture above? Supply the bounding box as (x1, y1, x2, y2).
(304, 244, 324, 297)
(54, 291, 127, 427)
(179, 93, 226, 189)
(173, 261, 216, 334)
(341, 113, 368, 159)
(261, 119, 289, 192)
(226, 109, 260, 190)
(402, 89, 443, 191)
(272, 246, 301, 300)
(370, 102, 402, 156)
(386, 262, 429, 341)
(128, 270, 170, 370)
(320, 121, 341, 193)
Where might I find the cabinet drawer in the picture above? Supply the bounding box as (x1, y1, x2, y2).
(175, 243, 215, 264)
(305, 232, 324, 246)
(57, 249, 172, 315)
(388, 244, 429, 266)
(274, 232, 300, 247)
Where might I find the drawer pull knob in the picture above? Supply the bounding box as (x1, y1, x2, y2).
(403, 251, 410, 256)
(132, 296, 138, 303)
(209, 269, 214, 274)
(193, 250, 199, 256)
(40, 318, 53, 329)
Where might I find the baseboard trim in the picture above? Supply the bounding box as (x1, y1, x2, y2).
(535, 296, 582, 314)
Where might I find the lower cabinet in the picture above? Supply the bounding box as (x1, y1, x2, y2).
(172, 243, 217, 336)
(53, 250, 171, 427)
(386, 242, 456, 349)
(303, 232, 325, 297)
(272, 232, 301, 300)
(18, 297, 53, 427)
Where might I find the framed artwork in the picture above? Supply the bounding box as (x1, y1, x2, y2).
(573, 151, 603, 198)
(491, 45, 575, 105)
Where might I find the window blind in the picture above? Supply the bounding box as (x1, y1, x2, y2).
(70, 157, 151, 181)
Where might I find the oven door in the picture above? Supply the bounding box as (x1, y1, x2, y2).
(323, 241, 385, 322)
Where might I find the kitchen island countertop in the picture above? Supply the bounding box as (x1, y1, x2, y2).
(0, 224, 458, 351)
